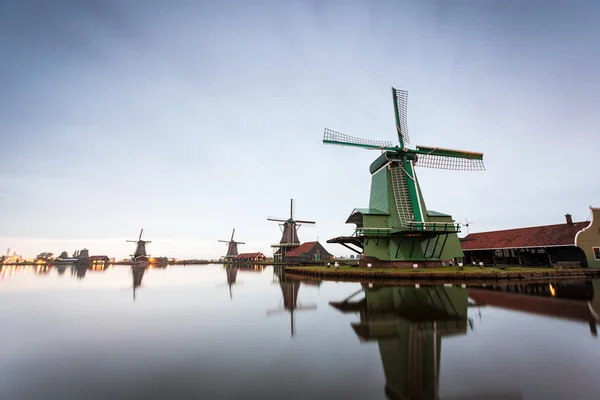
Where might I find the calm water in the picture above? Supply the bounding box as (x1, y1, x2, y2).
(1, 264, 600, 400)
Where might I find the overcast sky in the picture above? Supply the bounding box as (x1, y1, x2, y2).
(1, 0, 599, 260)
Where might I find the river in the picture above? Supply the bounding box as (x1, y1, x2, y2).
(1, 264, 599, 399)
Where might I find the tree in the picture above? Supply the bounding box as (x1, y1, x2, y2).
(36, 252, 54, 260)
(59, 251, 69, 259)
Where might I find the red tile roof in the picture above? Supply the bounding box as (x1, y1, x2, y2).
(461, 222, 590, 250)
(235, 252, 264, 259)
(285, 241, 318, 257)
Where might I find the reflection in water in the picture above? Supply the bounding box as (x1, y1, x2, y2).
(224, 266, 239, 300)
(70, 263, 109, 280)
(219, 265, 266, 300)
(331, 285, 524, 400)
(71, 265, 89, 279)
(469, 281, 600, 337)
(267, 267, 316, 337)
(4, 265, 600, 399)
(132, 266, 147, 302)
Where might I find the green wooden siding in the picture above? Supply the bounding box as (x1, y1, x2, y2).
(363, 162, 461, 262)
(364, 215, 389, 229)
(575, 208, 600, 268)
(428, 214, 464, 260)
(365, 239, 391, 260)
(369, 167, 389, 214)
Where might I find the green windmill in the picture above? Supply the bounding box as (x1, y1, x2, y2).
(324, 88, 485, 267)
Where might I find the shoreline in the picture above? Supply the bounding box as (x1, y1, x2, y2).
(284, 266, 600, 284)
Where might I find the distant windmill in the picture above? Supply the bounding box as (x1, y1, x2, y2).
(126, 229, 151, 266)
(266, 272, 316, 337)
(464, 218, 475, 235)
(218, 228, 245, 262)
(268, 198, 315, 262)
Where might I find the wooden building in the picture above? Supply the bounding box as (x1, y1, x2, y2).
(235, 252, 266, 262)
(284, 241, 332, 264)
(461, 207, 600, 268)
(89, 255, 110, 270)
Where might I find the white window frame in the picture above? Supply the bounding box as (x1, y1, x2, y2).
(593, 247, 600, 261)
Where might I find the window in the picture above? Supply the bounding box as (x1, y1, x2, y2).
(594, 247, 600, 261)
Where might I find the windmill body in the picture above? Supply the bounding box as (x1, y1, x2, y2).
(219, 228, 245, 263)
(323, 88, 485, 267)
(268, 199, 315, 263)
(127, 229, 151, 268)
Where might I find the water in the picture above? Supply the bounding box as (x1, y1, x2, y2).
(1, 264, 600, 400)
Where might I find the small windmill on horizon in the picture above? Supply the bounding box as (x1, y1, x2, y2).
(463, 218, 475, 235)
(218, 228, 245, 262)
(127, 229, 151, 267)
(268, 198, 315, 262)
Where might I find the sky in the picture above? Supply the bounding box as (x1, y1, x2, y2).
(1, 0, 599, 260)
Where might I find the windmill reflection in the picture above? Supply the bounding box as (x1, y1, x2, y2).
(70, 263, 108, 279)
(267, 267, 316, 337)
(131, 265, 146, 302)
(71, 265, 89, 279)
(224, 266, 239, 300)
(331, 284, 475, 400)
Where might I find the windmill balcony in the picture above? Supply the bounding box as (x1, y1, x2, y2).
(355, 222, 461, 238)
(355, 228, 392, 237)
(407, 221, 462, 233)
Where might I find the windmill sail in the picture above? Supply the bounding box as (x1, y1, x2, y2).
(323, 128, 394, 150)
(392, 87, 410, 146)
(414, 145, 485, 171)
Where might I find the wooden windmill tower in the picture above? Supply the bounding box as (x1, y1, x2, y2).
(218, 228, 245, 262)
(268, 199, 315, 262)
(127, 229, 151, 267)
(266, 271, 316, 337)
(323, 87, 485, 267)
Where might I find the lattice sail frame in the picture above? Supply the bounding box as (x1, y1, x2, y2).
(323, 128, 393, 149)
(415, 154, 485, 171)
(393, 88, 410, 146)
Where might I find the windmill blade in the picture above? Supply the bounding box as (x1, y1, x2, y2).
(295, 220, 316, 224)
(323, 128, 395, 150)
(126, 240, 138, 243)
(267, 217, 287, 222)
(392, 87, 410, 146)
(218, 240, 230, 243)
(230, 228, 235, 241)
(235, 241, 246, 245)
(290, 198, 294, 219)
(139, 229, 144, 241)
(413, 146, 485, 171)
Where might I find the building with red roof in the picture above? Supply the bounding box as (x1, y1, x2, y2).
(461, 207, 600, 268)
(284, 241, 332, 264)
